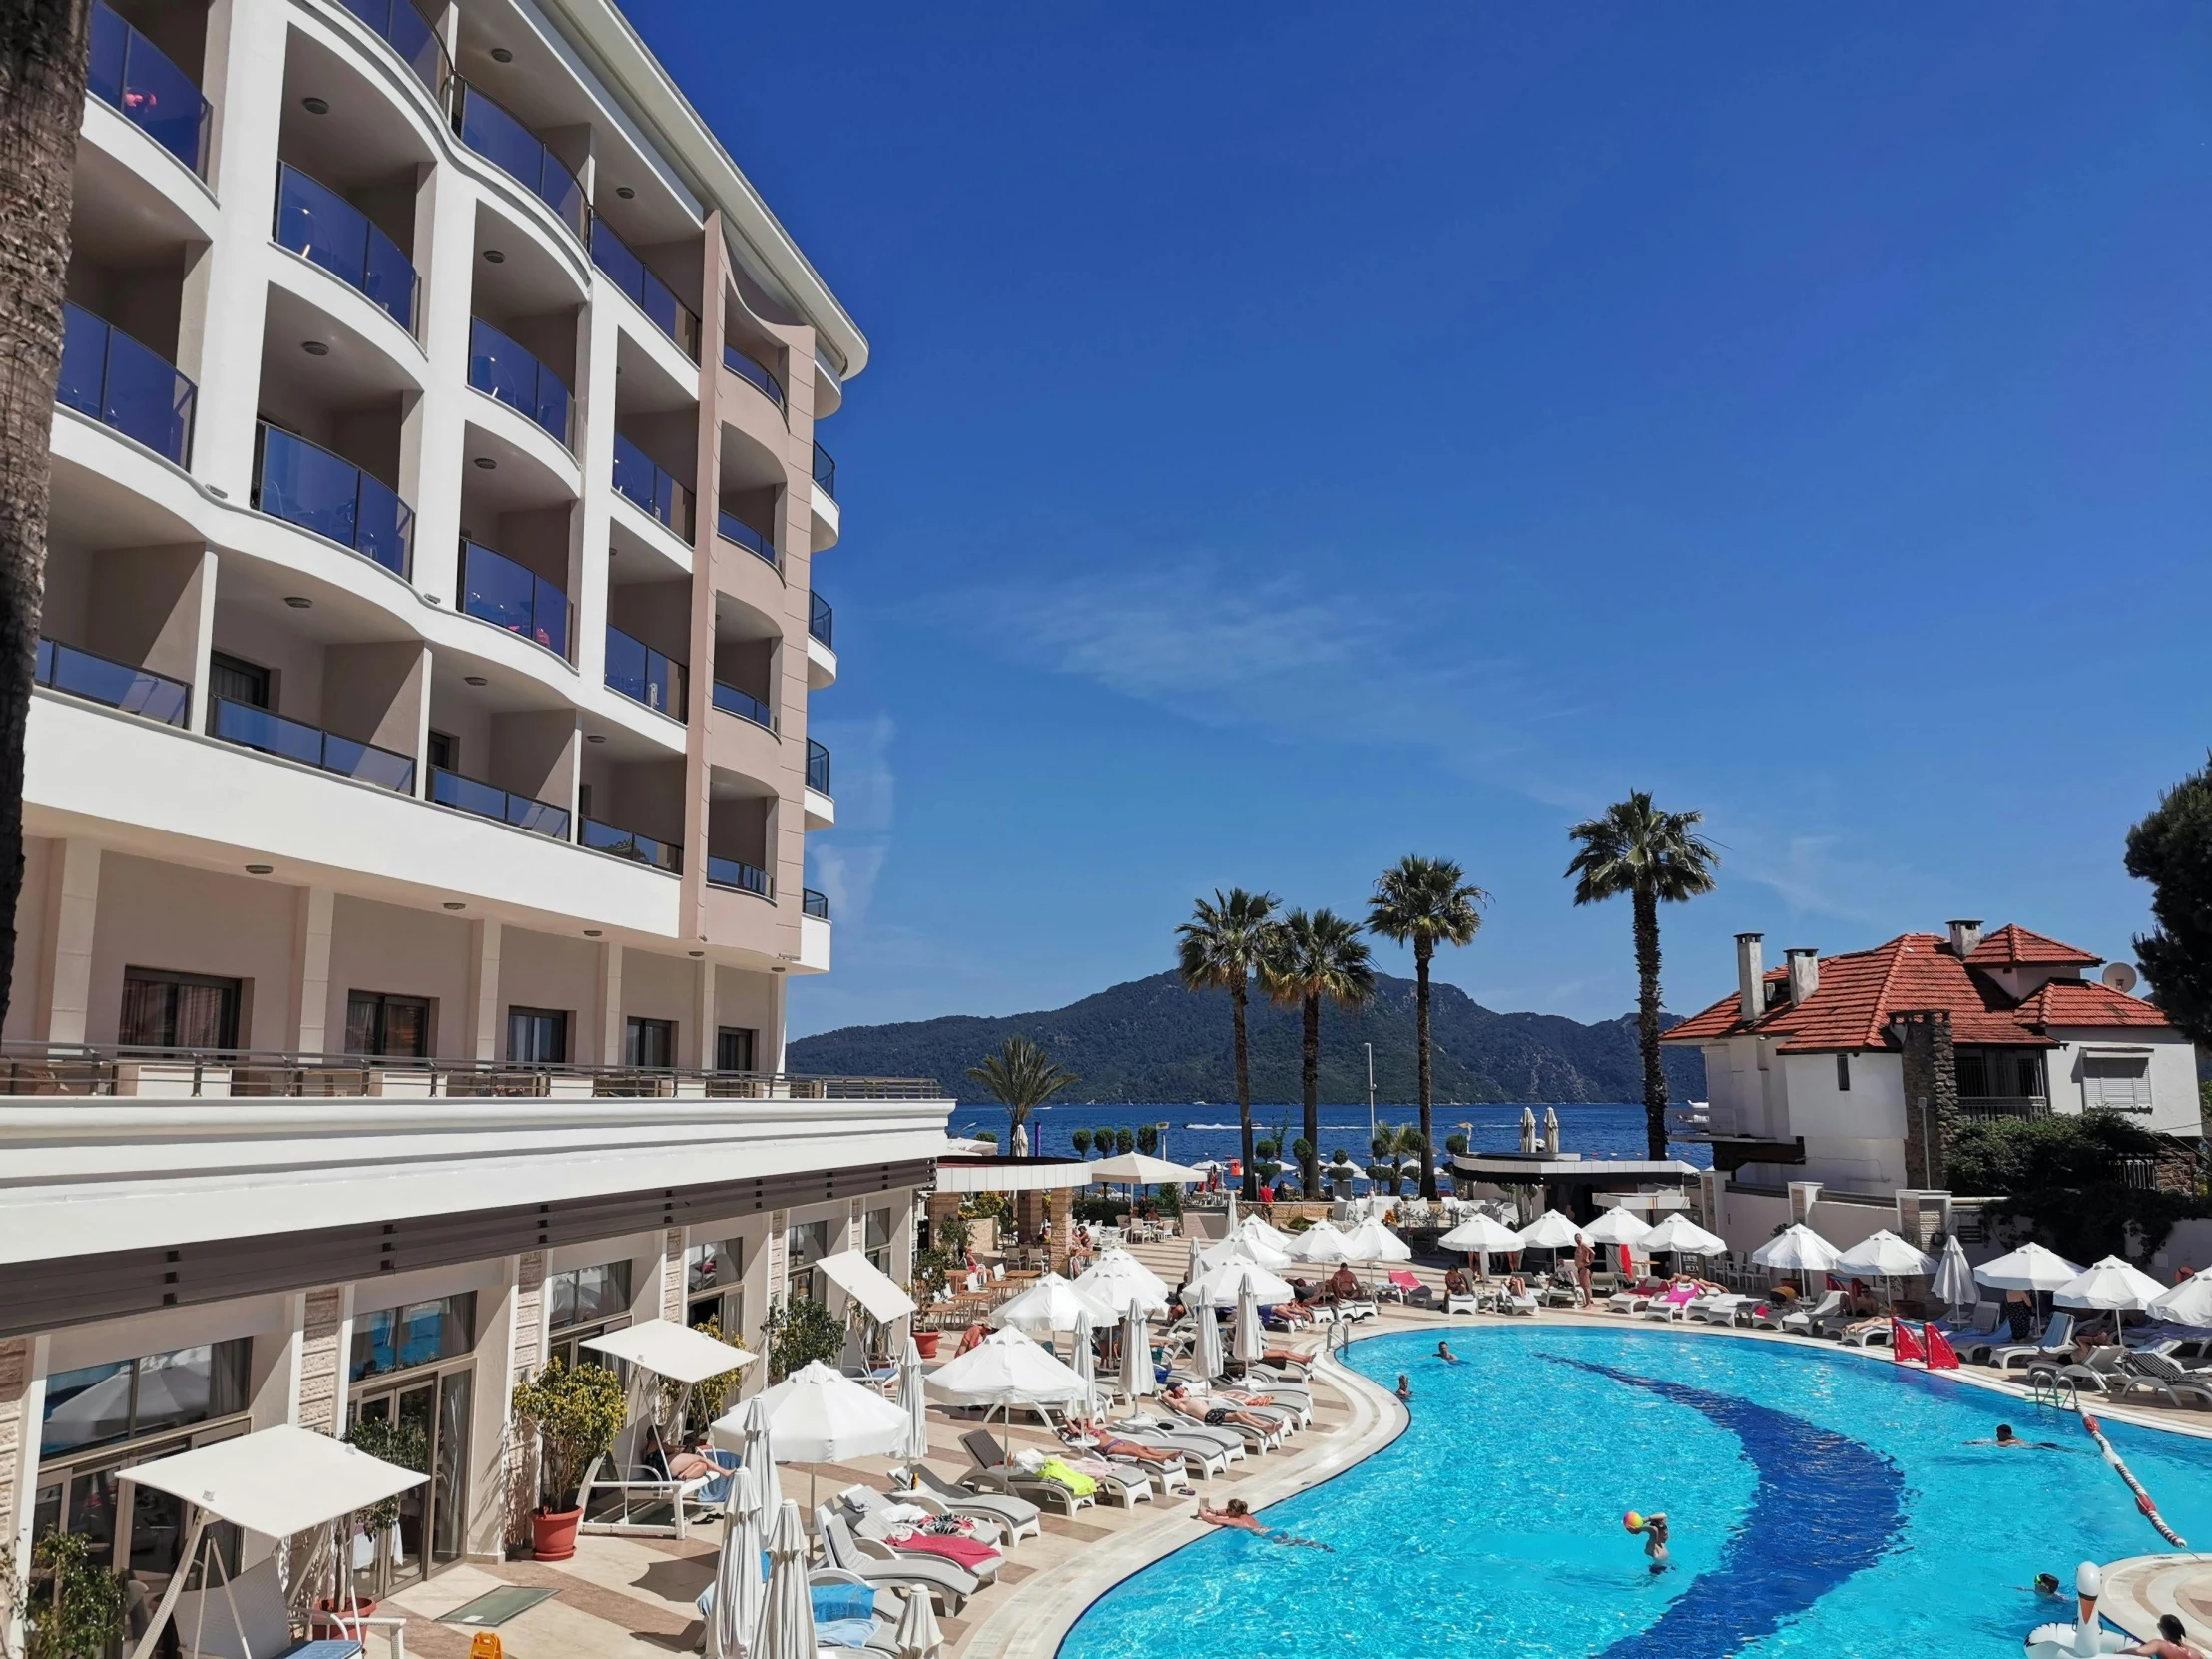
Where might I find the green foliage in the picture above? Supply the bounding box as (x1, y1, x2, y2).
(761, 1296, 845, 1382)
(1136, 1122, 1160, 1155)
(1253, 1137, 1279, 1161)
(676, 1318, 749, 1423)
(25, 1532, 128, 1659)
(511, 1358, 629, 1513)
(1114, 1127, 1135, 1155)
(1071, 1128, 1093, 1157)
(974, 1129, 998, 1145)
(343, 1413, 428, 1529)
(968, 1036, 1080, 1152)
(1072, 1196, 1127, 1224)
(961, 1191, 1013, 1224)
(1367, 856, 1492, 1199)
(1445, 1132, 1470, 1156)
(914, 1245, 958, 1302)
(1949, 1110, 2209, 1262)
(1292, 1136, 1316, 1164)
(2126, 755, 2212, 1045)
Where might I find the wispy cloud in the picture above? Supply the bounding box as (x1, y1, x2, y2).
(807, 715, 896, 926)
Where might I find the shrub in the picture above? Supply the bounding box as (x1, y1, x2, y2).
(1136, 1122, 1160, 1155)
(961, 1192, 1013, 1224)
(1949, 1109, 2209, 1261)
(511, 1358, 628, 1513)
(760, 1296, 845, 1381)
(1071, 1129, 1094, 1157)
(1072, 1196, 1127, 1225)
(1115, 1127, 1136, 1155)
(25, 1533, 128, 1659)
(343, 1413, 428, 1529)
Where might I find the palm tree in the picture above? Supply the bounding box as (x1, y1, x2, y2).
(1366, 856, 1489, 1200)
(966, 1036, 1078, 1155)
(1261, 908, 1376, 1198)
(1176, 887, 1278, 1201)
(0, 1, 98, 1029)
(1565, 791, 1721, 1159)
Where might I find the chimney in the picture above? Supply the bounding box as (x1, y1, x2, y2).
(1785, 948, 1820, 1005)
(1947, 919, 1983, 959)
(1736, 932, 1765, 1023)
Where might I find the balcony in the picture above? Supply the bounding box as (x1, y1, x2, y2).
(1957, 1095, 2051, 1123)
(605, 625, 686, 720)
(808, 593, 832, 649)
(811, 441, 836, 498)
(803, 887, 830, 920)
(806, 739, 830, 794)
(253, 423, 413, 578)
(58, 303, 195, 466)
(429, 766, 569, 839)
(333, 0, 450, 102)
(593, 222, 699, 358)
(706, 855, 769, 897)
(460, 539, 570, 659)
(274, 164, 418, 333)
(469, 317, 570, 446)
(612, 432, 694, 539)
(87, 1, 209, 177)
(453, 82, 585, 241)
(210, 697, 415, 792)
(581, 817, 679, 873)
(716, 510, 775, 569)
(711, 680, 774, 732)
(723, 345, 784, 411)
(36, 638, 188, 727)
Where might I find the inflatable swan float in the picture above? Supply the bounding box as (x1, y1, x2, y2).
(2024, 1563, 2128, 1657)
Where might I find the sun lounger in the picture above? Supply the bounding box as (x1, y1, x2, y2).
(2123, 1351, 2212, 1408)
(1608, 1280, 1664, 1315)
(1153, 1397, 1281, 1453)
(1838, 1320, 1893, 1349)
(816, 1507, 982, 1614)
(1694, 1294, 1753, 1327)
(1107, 1413, 1245, 1467)
(1642, 1286, 1701, 1322)
(170, 1557, 369, 1659)
(1498, 1287, 1539, 1316)
(1780, 1290, 1845, 1336)
(800, 1570, 917, 1655)
(1987, 1312, 2076, 1372)
(892, 1463, 1043, 1540)
(851, 1504, 1011, 1573)
(842, 1485, 1007, 1552)
(958, 1429, 1096, 1513)
(1444, 1289, 1482, 1315)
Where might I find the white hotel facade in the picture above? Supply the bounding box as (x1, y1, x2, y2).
(1, 0, 948, 1609)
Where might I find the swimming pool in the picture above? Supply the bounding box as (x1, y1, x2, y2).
(1057, 1326, 2212, 1659)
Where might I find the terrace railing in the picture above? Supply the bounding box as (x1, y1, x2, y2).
(275, 163, 420, 331)
(429, 766, 570, 839)
(334, 0, 451, 101)
(806, 739, 830, 794)
(453, 82, 586, 239)
(712, 680, 774, 732)
(706, 855, 770, 897)
(811, 440, 836, 497)
(469, 316, 571, 446)
(461, 538, 570, 658)
(593, 220, 700, 357)
(254, 423, 413, 578)
(808, 592, 832, 649)
(36, 638, 190, 727)
(612, 432, 695, 537)
(723, 345, 785, 411)
(605, 624, 686, 719)
(210, 698, 415, 792)
(716, 509, 776, 568)
(581, 816, 680, 873)
(87, 1, 210, 176)
(803, 887, 830, 920)
(58, 303, 196, 466)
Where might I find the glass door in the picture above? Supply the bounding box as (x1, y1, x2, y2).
(349, 1365, 470, 1590)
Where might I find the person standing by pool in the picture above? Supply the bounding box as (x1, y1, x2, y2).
(1574, 1233, 1595, 1307)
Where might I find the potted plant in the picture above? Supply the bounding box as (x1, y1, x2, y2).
(759, 1295, 845, 1382)
(510, 1357, 627, 1561)
(338, 1414, 427, 1601)
(24, 1531, 128, 1659)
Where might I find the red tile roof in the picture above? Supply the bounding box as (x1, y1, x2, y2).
(1663, 925, 2171, 1052)
(1964, 924, 2102, 969)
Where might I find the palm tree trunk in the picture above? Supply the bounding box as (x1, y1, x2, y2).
(1233, 978, 1256, 1201)
(0, 0, 92, 1032)
(1301, 993, 1319, 1197)
(1633, 882, 1668, 1159)
(1415, 941, 1436, 1200)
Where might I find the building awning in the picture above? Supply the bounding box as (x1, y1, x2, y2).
(1452, 1154, 1703, 1183)
(818, 1248, 917, 1322)
(935, 1157, 1094, 1193)
(120, 1424, 425, 1537)
(584, 1317, 756, 1382)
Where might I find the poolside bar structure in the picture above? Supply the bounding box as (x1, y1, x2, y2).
(1451, 1150, 1704, 1224)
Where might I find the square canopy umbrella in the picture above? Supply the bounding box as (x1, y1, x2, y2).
(1339, 1218, 1412, 1265)
(1087, 1152, 1208, 1186)
(1201, 1233, 1293, 1271)
(992, 1271, 1118, 1337)
(1437, 1212, 1523, 1278)
(711, 1361, 908, 1512)
(1931, 1235, 1979, 1312)
(1191, 1258, 1297, 1308)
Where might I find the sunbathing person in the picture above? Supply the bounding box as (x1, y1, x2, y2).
(1444, 1267, 1472, 1296)
(1161, 1386, 1278, 1434)
(1060, 1425, 1183, 1469)
(1328, 1266, 1362, 1303)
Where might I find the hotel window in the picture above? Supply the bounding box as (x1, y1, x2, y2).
(2084, 1054, 2153, 1113)
(717, 1027, 758, 1073)
(350, 1293, 476, 1383)
(508, 1006, 568, 1063)
(1835, 1054, 1851, 1092)
(687, 1237, 745, 1336)
(786, 1220, 829, 1305)
(427, 730, 457, 772)
(546, 1260, 632, 1371)
(208, 652, 270, 709)
(40, 1341, 252, 1462)
(863, 1208, 895, 1276)
(626, 1016, 674, 1068)
(347, 992, 431, 1058)
(120, 968, 241, 1050)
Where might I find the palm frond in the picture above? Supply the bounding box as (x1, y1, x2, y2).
(1564, 790, 1720, 906)
(1365, 855, 1490, 949)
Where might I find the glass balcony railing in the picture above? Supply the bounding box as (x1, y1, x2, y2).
(581, 817, 680, 873)
(453, 83, 585, 239)
(723, 345, 785, 411)
(806, 739, 830, 795)
(429, 766, 569, 839)
(58, 303, 195, 466)
(468, 317, 570, 446)
(334, 0, 450, 101)
(808, 592, 833, 649)
(803, 887, 830, 920)
(706, 855, 769, 897)
(211, 697, 415, 792)
(253, 423, 413, 578)
(36, 637, 189, 727)
(87, 1, 210, 177)
(605, 625, 686, 719)
(712, 681, 774, 732)
(811, 441, 836, 498)
(460, 539, 569, 658)
(611, 432, 694, 538)
(716, 509, 775, 568)
(274, 164, 418, 332)
(592, 221, 700, 358)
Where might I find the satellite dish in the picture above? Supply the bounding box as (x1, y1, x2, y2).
(2101, 962, 2140, 995)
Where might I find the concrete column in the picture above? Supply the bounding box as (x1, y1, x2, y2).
(1697, 1168, 1724, 1233)
(692, 958, 715, 1070)
(404, 123, 480, 612)
(769, 969, 789, 1074)
(765, 1210, 789, 1313)
(1049, 1187, 1073, 1275)
(598, 942, 624, 1064)
(0, 1336, 46, 1655)
(296, 1285, 349, 1435)
(660, 1227, 687, 1323)
(187, 548, 218, 734)
(464, 920, 502, 1061)
(468, 1257, 522, 1560)
(37, 839, 100, 1044)
(289, 886, 336, 1053)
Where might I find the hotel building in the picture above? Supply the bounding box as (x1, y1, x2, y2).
(0, 0, 949, 1613)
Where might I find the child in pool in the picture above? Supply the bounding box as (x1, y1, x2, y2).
(1625, 1511, 1669, 1572)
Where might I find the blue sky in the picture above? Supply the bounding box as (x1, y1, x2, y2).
(616, 3, 2212, 1038)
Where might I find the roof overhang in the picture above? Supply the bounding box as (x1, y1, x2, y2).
(1452, 1153, 1702, 1184)
(817, 1248, 917, 1322)
(935, 1157, 1094, 1193)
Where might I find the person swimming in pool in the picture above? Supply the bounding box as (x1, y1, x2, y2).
(1198, 1499, 1334, 1550)
(1971, 1423, 2062, 1450)
(1436, 1341, 1459, 1364)
(1395, 1374, 1413, 1403)
(1625, 1511, 1669, 1573)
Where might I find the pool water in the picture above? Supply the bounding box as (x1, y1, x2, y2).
(1057, 1326, 2212, 1659)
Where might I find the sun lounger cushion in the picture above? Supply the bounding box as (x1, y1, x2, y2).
(815, 1583, 880, 1624)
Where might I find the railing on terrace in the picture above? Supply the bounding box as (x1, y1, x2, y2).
(254, 423, 413, 578)
(706, 855, 769, 897)
(712, 680, 774, 731)
(461, 538, 569, 658)
(723, 345, 785, 410)
(0, 1040, 941, 1100)
(275, 163, 419, 331)
(36, 638, 190, 727)
(717, 509, 776, 568)
(334, 0, 450, 101)
(593, 220, 700, 358)
(605, 624, 686, 719)
(429, 766, 569, 839)
(612, 432, 694, 537)
(806, 739, 830, 794)
(88, 1, 210, 176)
(469, 316, 571, 445)
(803, 887, 830, 920)
(809, 592, 832, 649)
(452, 82, 586, 239)
(209, 697, 415, 792)
(581, 816, 680, 873)
(1957, 1095, 2051, 1122)
(58, 303, 195, 466)
(811, 440, 836, 497)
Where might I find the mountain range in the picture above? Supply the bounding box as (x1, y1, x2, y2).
(788, 970, 1708, 1105)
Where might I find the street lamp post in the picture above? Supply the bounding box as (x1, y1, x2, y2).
(1365, 1042, 1377, 1149)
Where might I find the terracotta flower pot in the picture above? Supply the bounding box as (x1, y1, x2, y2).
(913, 1330, 941, 1360)
(531, 1506, 583, 1561)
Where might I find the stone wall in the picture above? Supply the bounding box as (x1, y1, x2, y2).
(296, 1286, 344, 1434)
(1894, 1010, 1959, 1192)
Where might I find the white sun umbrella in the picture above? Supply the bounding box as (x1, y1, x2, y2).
(1233, 1282, 1264, 1370)
(1640, 1213, 1726, 1256)
(1931, 1235, 1979, 1312)
(1973, 1241, 2084, 1293)
(706, 1466, 766, 1659)
(891, 1586, 943, 1659)
(758, 1499, 817, 1659)
(709, 1393, 783, 1529)
(2056, 1255, 2169, 1350)
(989, 1272, 1117, 1338)
(1438, 1211, 1523, 1278)
(925, 1327, 1092, 1459)
(897, 1336, 930, 1462)
(1191, 1257, 1297, 1308)
(2150, 1274, 2212, 1330)
(1582, 1208, 1654, 1248)
(1237, 1213, 1294, 1249)
(1516, 1210, 1585, 1251)
(1835, 1230, 1936, 1279)
(1753, 1223, 1843, 1276)
(1193, 1281, 1225, 1382)
(715, 1361, 908, 1513)
(1186, 1235, 1205, 1289)
(1285, 1219, 1357, 1265)
(1087, 1152, 1207, 1186)
(1201, 1231, 1293, 1271)
(1121, 1303, 1154, 1399)
(1340, 1217, 1413, 1264)
(1070, 1310, 1099, 1417)
(1077, 1248, 1171, 1315)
